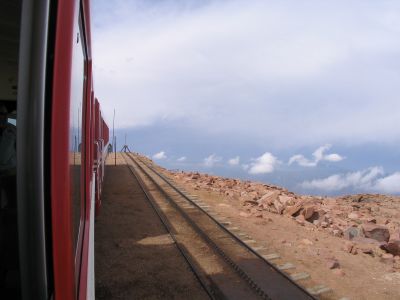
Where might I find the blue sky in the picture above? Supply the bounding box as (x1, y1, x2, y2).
(92, 0, 400, 195)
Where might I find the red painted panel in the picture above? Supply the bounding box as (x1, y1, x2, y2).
(51, 0, 77, 299)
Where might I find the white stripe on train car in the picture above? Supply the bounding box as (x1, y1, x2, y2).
(87, 176, 96, 299)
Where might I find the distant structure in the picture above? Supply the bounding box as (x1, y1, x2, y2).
(120, 133, 131, 153)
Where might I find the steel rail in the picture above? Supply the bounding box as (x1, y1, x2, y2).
(136, 156, 314, 294)
(126, 153, 315, 300)
(125, 153, 265, 299)
(121, 154, 218, 300)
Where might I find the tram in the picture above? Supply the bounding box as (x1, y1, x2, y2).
(0, 0, 109, 299)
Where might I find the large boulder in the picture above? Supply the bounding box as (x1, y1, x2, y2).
(273, 199, 285, 214)
(284, 202, 303, 216)
(301, 205, 315, 220)
(258, 191, 279, 207)
(361, 223, 390, 242)
(278, 195, 295, 206)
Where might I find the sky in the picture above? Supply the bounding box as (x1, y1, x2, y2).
(92, 0, 400, 195)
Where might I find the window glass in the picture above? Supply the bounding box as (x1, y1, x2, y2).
(69, 12, 85, 256)
(7, 118, 16, 126)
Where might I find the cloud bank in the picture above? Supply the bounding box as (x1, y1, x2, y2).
(301, 167, 400, 193)
(93, 0, 400, 148)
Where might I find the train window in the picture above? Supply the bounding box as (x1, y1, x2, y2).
(7, 118, 16, 126)
(69, 11, 86, 259)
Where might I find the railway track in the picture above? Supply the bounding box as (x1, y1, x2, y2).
(122, 152, 316, 300)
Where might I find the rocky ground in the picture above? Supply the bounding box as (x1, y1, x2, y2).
(144, 157, 400, 300)
(168, 170, 400, 259)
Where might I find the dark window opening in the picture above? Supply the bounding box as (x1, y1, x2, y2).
(0, 0, 22, 298)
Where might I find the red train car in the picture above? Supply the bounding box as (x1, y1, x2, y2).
(0, 0, 108, 299)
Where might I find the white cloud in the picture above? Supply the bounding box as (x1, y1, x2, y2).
(288, 154, 317, 167)
(203, 154, 222, 167)
(248, 152, 278, 174)
(228, 156, 240, 166)
(300, 166, 400, 194)
(374, 172, 400, 194)
(324, 153, 344, 162)
(153, 151, 167, 160)
(93, 1, 400, 148)
(177, 156, 187, 162)
(289, 144, 344, 167)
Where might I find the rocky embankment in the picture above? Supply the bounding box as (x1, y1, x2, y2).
(168, 170, 400, 264)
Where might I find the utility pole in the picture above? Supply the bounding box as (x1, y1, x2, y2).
(113, 108, 116, 166)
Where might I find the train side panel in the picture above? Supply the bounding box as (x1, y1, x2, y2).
(15, 0, 105, 298)
(51, 0, 98, 298)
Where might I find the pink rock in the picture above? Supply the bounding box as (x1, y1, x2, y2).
(254, 212, 263, 218)
(273, 199, 285, 214)
(258, 191, 279, 206)
(285, 202, 303, 216)
(278, 195, 295, 206)
(384, 239, 400, 256)
(332, 230, 342, 237)
(243, 199, 258, 206)
(343, 241, 355, 253)
(302, 206, 315, 220)
(326, 258, 340, 269)
(390, 231, 400, 241)
(301, 239, 313, 245)
(295, 214, 306, 225)
(361, 223, 390, 242)
(381, 253, 394, 264)
(348, 212, 360, 220)
(239, 212, 250, 218)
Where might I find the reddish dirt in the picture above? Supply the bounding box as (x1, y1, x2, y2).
(95, 164, 208, 299)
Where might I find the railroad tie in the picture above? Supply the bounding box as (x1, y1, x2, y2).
(236, 232, 247, 237)
(307, 285, 332, 296)
(290, 272, 310, 281)
(251, 246, 266, 251)
(277, 263, 295, 271)
(199, 205, 210, 208)
(226, 226, 240, 231)
(262, 253, 280, 260)
(243, 239, 257, 244)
